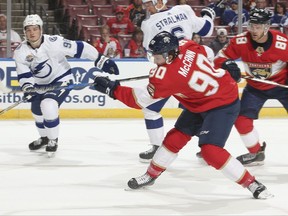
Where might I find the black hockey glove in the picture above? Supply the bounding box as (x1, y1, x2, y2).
(22, 84, 37, 102)
(200, 7, 216, 20)
(221, 59, 241, 83)
(92, 76, 120, 99)
(95, 54, 119, 75)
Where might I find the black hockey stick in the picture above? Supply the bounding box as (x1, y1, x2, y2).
(5, 75, 150, 94)
(0, 75, 149, 115)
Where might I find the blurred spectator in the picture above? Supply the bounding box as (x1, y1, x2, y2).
(0, 14, 21, 46)
(126, 28, 146, 58)
(222, 0, 249, 26)
(209, 28, 229, 56)
(208, 0, 229, 18)
(177, 0, 187, 5)
(255, 0, 267, 9)
(192, 33, 214, 63)
(107, 6, 135, 37)
(93, 25, 122, 59)
(244, 0, 256, 11)
(126, 0, 146, 28)
(270, 2, 288, 27)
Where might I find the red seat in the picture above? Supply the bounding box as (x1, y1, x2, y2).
(66, 5, 91, 26)
(61, 0, 83, 9)
(186, 0, 202, 6)
(110, 0, 132, 6)
(86, 0, 107, 7)
(79, 25, 102, 41)
(76, 14, 99, 35)
(117, 34, 132, 49)
(92, 5, 114, 16)
(101, 14, 116, 25)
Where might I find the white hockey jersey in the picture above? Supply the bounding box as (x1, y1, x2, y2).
(141, 5, 214, 49)
(13, 34, 100, 88)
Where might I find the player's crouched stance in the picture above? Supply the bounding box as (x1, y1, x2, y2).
(91, 31, 273, 199)
(14, 14, 119, 157)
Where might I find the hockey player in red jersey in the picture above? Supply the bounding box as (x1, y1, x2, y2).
(92, 31, 273, 199)
(214, 8, 288, 166)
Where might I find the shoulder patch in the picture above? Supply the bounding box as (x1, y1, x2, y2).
(49, 36, 58, 42)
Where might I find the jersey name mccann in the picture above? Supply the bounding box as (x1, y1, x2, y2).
(155, 13, 188, 30)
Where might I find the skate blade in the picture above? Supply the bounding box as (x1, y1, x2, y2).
(124, 186, 149, 191)
(258, 190, 274, 199)
(244, 161, 265, 167)
(47, 152, 56, 158)
(139, 158, 152, 163)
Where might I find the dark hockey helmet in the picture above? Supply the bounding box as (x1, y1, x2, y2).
(249, 8, 272, 24)
(148, 31, 179, 62)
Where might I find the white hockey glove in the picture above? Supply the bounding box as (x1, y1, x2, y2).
(200, 7, 216, 20)
(94, 54, 119, 75)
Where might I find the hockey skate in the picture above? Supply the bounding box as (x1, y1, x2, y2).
(247, 180, 274, 199)
(127, 172, 156, 189)
(29, 137, 49, 150)
(237, 142, 266, 166)
(46, 138, 58, 158)
(139, 145, 159, 163)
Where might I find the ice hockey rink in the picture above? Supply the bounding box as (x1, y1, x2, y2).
(0, 118, 287, 215)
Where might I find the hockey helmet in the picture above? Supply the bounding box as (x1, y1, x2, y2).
(249, 8, 272, 24)
(23, 14, 43, 30)
(142, 0, 168, 6)
(148, 31, 179, 63)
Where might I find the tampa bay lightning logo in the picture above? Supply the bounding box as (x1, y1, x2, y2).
(33, 59, 52, 78)
(49, 36, 58, 42)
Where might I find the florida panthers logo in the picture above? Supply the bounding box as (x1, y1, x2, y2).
(251, 68, 272, 79)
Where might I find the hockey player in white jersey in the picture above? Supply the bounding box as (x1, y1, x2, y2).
(138, 0, 216, 162)
(13, 14, 119, 157)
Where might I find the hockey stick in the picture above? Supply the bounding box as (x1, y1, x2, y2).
(242, 75, 288, 89)
(5, 75, 150, 94)
(0, 75, 149, 115)
(0, 95, 32, 115)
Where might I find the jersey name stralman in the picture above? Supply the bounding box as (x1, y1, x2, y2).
(155, 12, 188, 30)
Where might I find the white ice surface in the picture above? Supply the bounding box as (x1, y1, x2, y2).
(0, 118, 287, 215)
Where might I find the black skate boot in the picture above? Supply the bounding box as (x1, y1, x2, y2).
(46, 138, 58, 158)
(127, 172, 156, 189)
(237, 142, 266, 166)
(29, 137, 49, 150)
(247, 180, 273, 199)
(139, 145, 159, 163)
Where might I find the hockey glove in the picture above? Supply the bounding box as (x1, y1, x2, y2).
(92, 76, 120, 99)
(222, 59, 241, 83)
(200, 7, 216, 20)
(95, 54, 119, 75)
(22, 84, 37, 102)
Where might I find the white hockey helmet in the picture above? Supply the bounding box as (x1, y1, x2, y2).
(23, 14, 43, 31)
(142, 0, 167, 6)
(142, 0, 167, 11)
